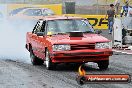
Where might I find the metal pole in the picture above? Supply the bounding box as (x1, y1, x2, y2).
(96, 0, 99, 14)
(105, 0, 107, 14)
(24, 0, 26, 4)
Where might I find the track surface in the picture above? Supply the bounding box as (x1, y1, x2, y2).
(0, 54, 132, 88)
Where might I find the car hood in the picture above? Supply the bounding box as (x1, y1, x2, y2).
(46, 34, 110, 44)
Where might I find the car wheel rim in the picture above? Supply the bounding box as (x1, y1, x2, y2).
(45, 50, 50, 68)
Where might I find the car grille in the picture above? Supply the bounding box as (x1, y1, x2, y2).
(71, 43, 95, 50)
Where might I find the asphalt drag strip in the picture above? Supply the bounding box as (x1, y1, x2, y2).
(0, 54, 131, 88)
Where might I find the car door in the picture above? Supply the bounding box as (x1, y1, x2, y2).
(35, 20, 46, 59)
(31, 21, 42, 58)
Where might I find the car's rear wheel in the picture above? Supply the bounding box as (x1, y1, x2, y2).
(97, 60, 109, 70)
(30, 49, 44, 65)
(45, 49, 55, 70)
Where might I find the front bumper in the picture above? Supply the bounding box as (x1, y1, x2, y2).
(50, 49, 113, 63)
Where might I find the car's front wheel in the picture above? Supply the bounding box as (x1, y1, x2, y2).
(97, 60, 109, 70)
(45, 49, 55, 70)
(30, 49, 44, 65)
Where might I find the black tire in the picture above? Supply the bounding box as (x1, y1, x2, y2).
(97, 60, 109, 70)
(30, 49, 44, 65)
(45, 49, 56, 70)
(76, 76, 86, 85)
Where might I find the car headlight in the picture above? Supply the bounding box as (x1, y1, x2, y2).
(52, 44, 71, 51)
(95, 42, 112, 49)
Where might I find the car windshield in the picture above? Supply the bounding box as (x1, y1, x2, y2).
(24, 9, 54, 16)
(46, 19, 94, 35)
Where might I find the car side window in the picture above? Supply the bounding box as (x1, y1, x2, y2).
(41, 21, 46, 32)
(32, 20, 44, 34)
(32, 21, 39, 33)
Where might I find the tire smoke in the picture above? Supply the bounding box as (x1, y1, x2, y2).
(0, 17, 35, 63)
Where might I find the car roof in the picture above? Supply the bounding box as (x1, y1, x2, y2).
(40, 15, 84, 21)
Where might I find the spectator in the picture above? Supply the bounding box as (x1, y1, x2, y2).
(105, 4, 115, 34)
(128, 7, 132, 17)
(120, 1, 131, 17)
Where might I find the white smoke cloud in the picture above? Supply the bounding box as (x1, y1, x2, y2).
(0, 7, 36, 63)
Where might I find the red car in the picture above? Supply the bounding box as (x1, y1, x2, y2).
(26, 16, 113, 70)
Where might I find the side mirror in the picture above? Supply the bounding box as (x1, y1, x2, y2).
(36, 32, 44, 36)
(95, 30, 102, 34)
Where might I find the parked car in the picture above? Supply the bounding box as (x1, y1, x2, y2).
(26, 15, 113, 70)
(8, 7, 55, 27)
(9, 7, 55, 20)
